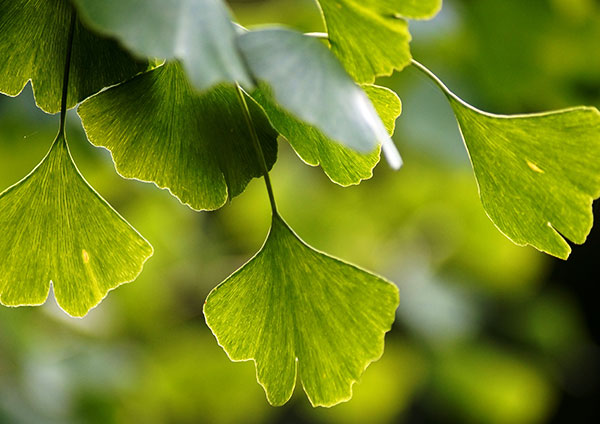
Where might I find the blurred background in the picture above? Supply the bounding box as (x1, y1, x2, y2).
(1, 0, 600, 422)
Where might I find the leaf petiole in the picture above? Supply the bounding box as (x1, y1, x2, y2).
(234, 83, 279, 215)
(59, 10, 77, 137)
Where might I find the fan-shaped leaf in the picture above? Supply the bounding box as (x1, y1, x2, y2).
(78, 62, 278, 211)
(204, 214, 399, 406)
(0, 135, 153, 317)
(315, 0, 442, 83)
(451, 97, 600, 259)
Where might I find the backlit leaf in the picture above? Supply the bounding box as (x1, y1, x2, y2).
(0, 135, 153, 317)
(238, 28, 401, 168)
(252, 84, 401, 186)
(204, 214, 399, 406)
(450, 97, 600, 259)
(72, 0, 252, 90)
(315, 0, 442, 83)
(78, 62, 278, 211)
(0, 0, 147, 113)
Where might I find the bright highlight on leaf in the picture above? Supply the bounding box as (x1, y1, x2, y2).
(238, 27, 401, 169)
(0, 135, 153, 317)
(0, 0, 147, 114)
(78, 62, 278, 211)
(252, 84, 402, 186)
(72, 0, 252, 91)
(204, 214, 399, 407)
(315, 0, 442, 84)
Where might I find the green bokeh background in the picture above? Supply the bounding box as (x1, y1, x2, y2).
(1, 0, 600, 422)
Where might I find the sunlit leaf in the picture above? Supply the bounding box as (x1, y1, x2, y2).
(252, 84, 401, 185)
(78, 62, 278, 211)
(452, 99, 600, 259)
(0, 0, 147, 114)
(72, 0, 252, 90)
(239, 28, 401, 168)
(204, 214, 399, 407)
(0, 135, 153, 317)
(315, 0, 441, 83)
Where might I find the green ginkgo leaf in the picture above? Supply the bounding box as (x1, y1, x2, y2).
(412, 62, 600, 259)
(78, 62, 278, 211)
(238, 28, 401, 169)
(0, 0, 147, 114)
(252, 84, 401, 186)
(315, 0, 442, 83)
(453, 99, 600, 259)
(72, 0, 252, 90)
(204, 214, 399, 407)
(0, 135, 153, 317)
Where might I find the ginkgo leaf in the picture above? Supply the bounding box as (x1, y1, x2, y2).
(0, 134, 153, 317)
(252, 84, 401, 186)
(78, 62, 278, 211)
(315, 0, 442, 84)
(238, 27, 401, 169)
(72, 0, 252, 91)
(0, 0, 147, 114)
(412, 61, 600, 259)
(204, 214, 399, 407)
(452, 98, 600, 259)
(409, 61, 600, 259)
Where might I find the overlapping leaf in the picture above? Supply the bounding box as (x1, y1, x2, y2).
(239, 28, 401, 168)
(72, 0, 252, 90)
(0, 0, 147, 113)
(252, 84, 401, 186)
(450, 97, 600, 259)
(316, 0, 442, 83)
(0, 135, 153, 317)
(78, 62, 278, 211)
(204, 214, 399, 406)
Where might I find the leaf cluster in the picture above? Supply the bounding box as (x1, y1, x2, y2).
(1, 0, 599, 408)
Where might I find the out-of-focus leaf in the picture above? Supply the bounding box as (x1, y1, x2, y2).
(432, 345, 556, 424)
(315, 0, 442, 83)
(252, 84, 401, 186)
(0, 0, 147, 114)
(78, 62, 278, 211)
(72, 0, 252, 90)
(204, 214, 399, 407)
(238, 28, 401, 168)
(0, 135, 153, 317)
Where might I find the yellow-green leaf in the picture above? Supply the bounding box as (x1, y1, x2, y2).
(204, 214, 399, 406)
(452, 99, 600, 259)
(315, 0, 442, 83)
(0, 135, 153, 317)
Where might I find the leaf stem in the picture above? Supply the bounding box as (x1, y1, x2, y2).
(59, 10, 77, 137)
(410, 59, 464, 104)
(234, 84, 278, 215)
